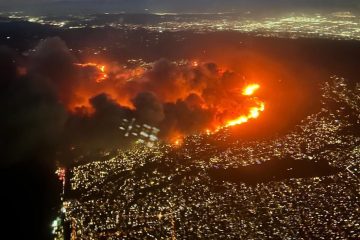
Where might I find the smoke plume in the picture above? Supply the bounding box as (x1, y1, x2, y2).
(0, 37, 264, 156)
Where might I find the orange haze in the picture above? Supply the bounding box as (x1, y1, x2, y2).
(69, 60, 266, 141)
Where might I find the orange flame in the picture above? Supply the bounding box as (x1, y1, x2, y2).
(75, 63, 108, 83)
(221, 83, 265, 129)
(68, 62, 146, 112)
(242, 84, 260, 96)
(71, 61, 265, 142)
(225, 101, 265, 127)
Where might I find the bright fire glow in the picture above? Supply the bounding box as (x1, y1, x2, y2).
(75, 63, 108, 83)
(72, 61, 265, 145)
(225, 101, 265, 127)
(242, 84, 260, 96)
(69, 62, 145, 112)
(222, 83, 265, 128)
(173, 139, 183, 147)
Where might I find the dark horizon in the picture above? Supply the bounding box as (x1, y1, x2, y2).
(0, 0, 359, 15)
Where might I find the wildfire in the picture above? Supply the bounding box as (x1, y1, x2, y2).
(242, 84, 260, 96)
(70, 60, 265, 146)
(225, 101, 265, 127)
(171, 137, 183, 147)
(75, 63, 108, 83)
(222, 83, 265, 129)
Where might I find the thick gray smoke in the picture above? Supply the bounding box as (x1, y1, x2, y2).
(0, 44, 67, 166)
(0, 37, 251, 157)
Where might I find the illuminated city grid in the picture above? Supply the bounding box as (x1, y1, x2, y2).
(54, 76, 360, 239)
(1, 11, 360, 40)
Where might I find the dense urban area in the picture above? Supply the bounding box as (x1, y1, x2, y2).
(1, 11, 360, 40)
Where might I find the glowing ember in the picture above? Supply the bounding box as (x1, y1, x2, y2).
(174, 139, 182, 146)
(192, 61, 199, 67)
(242, 84, 260, 96)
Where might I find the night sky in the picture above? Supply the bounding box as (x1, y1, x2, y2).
(0, 0, 359, 13)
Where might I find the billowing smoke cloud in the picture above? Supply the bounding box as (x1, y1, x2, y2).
(29, 37, 79, 106)
(160, 96, 214, 141)
(0, 44, 67, 166)
(1, 37, 260, 157)
(0, 38, 76, 240)
(132, 91, 165, 125)
(65, 93, 134, 150)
